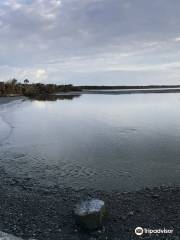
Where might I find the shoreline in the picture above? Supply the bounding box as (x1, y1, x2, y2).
(82, 88, 180, 94)
(1, 86, 180, 103)
(0, 183, 179, 240)
(0, 96, 26, 106)
(56, 88, 180, 96)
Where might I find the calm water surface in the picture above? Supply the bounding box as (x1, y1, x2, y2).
(0, 93, 180, 191)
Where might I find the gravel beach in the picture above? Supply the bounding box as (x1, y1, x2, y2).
(0, 181, 179, 240)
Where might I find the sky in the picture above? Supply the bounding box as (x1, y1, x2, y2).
(0, 0, 180, 85)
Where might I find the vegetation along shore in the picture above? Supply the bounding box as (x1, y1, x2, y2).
(1, 79, 180, 99)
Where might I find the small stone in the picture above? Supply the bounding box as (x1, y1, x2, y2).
(120, 215, 126, 221)
(152, 194, 159, 199)
(74, 199, 105, 230)
(128, 211, 134, 216)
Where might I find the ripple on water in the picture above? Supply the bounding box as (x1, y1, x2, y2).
(0, 147, 137, 190)
(0, 116, 12, 145)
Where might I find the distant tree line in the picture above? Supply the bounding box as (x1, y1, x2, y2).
(1, 79, 180, 97)
(0, 79, 81, 97)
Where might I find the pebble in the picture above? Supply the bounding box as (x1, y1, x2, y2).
(128, 211, 134, 216)
(152, 194, 160, 199)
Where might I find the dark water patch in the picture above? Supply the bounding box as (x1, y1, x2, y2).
(29, 94, 81, 101)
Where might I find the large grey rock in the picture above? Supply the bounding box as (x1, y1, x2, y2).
(74, 199, 105, 230)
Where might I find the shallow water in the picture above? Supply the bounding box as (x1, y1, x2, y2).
(0, 93, 180, 191)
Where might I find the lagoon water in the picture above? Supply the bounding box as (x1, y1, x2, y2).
(0, 93, 180, 191)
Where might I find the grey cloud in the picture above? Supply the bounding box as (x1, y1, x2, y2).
(0, 0, 180, 84)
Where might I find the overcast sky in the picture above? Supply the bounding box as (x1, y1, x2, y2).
(0, 0, 180, 85)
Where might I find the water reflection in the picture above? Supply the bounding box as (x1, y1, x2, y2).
(33, 94, 81, 101)
(0, 93, 180, 191)
(30, 94, 81, 101)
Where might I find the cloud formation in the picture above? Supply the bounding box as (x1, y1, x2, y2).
(0, 0, 180, 85)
